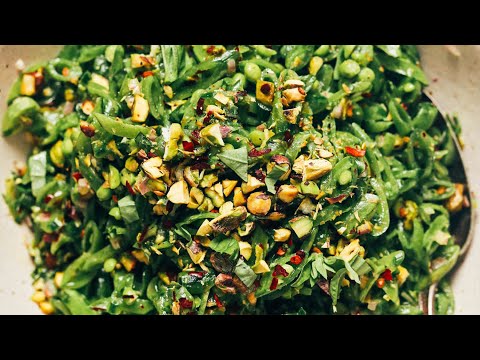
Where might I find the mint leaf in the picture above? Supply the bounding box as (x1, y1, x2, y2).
(217, 147, 248, 182)
(265, 164, 288, 194)
(234, 259, 256, 288)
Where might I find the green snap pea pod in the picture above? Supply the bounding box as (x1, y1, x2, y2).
(285, 45, 315, 71)
(108, 45, 125, 80)
(421, 180, 455, 201)
(2, 97, 40, 136)
(78, 155, 103, 191)
(46, 58, 83, 83)
(93, 113, 150, 138)
(240, 58, 284, 75)
(252, 45, 277, 57)
(142, 74, 166, 121)
(410, 129, 435, 179)
(334, 193, 379, 238)
(388, 99, 412, 136)
(161, 45, 182, 83)
(376, 51, 428, 84)
(78, 46, 107, 63)
(268, 90, 288, 133)
(82, 220, 104, 253)
(412, 102, 438, 130)
(376, 133, 396, 155)
(60, 289, 97, 315)
(370, 177, 390, 236)
(171, 50, 239, 100)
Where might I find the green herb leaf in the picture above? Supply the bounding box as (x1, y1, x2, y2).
(234, 259, 256, 288)
(217, 147, 248, 182)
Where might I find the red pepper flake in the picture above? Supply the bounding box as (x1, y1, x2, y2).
(273, 265, 289, 277)
(210, 209, 219, 213)
(382, 269, 393, 282)
(62, 67, 69, 77)
(401, 103, 408, 111)
(276, 247, 286, 256)
(214, 293, 224, 308)
(326, 194, 348, 204)
(44, 252, 57, 269)
(284, 130, 293, 146)
(377, 277, 385, 289)
(44, 194, 54, 204)
(260, 83, 271, 95)
(72, 172, 83, 181)
(270, 277, 279, 290)
(191, 162, 210, 170)
(179, 298, 193, 309)
(125, 181, 136, 196)
(189, 271, 204, 279)
(206, 45, 216, 54)
(42, 233, 58, 243)
(248, 148, 272, 157)
(138, 226, 149, 243)
(290, 255, 303, 265)
(288, 238, 293, 247)
(196, 98, 205, 115)
(254, 169, 266, 182)
(345, 146, 366, 157)
(182, 141, 195, 152)
(142, 71, 154, 78)
(219, 125, 231, 138)
(112, 195, 118, 203)
(296, 250, 306, 259)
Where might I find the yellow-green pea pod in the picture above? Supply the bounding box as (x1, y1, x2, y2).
(109, 165, 121, 189)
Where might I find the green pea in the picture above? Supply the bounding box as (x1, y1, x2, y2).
(358, 68, 375, 82)
(103, 258, 117, 273)
(96, 186, 112, 201)
(339, 60, 360, 79)
(244, 62, 262, 83)
(314, 45, 330, 57)
(250, 129, 265, 146)
(403, 82, 415, 93)
(338, 170, 352, 185)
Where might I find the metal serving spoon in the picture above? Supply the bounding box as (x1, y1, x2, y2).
(419, 92, 475, 315)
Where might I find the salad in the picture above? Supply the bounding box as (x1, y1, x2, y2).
(2, 45, 467, 315)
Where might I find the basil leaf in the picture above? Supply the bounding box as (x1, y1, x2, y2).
(265, 164, 288, 194)
(217, 147, 248, 182)
(118, 195, 140, 224)
(234, 259, 256, 288)
(28, 151, 47, 198)
(208, 237, 239, 256)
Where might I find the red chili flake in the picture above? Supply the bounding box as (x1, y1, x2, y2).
(288, 238, 293, 247)
(345, 146, 366, 157)
(377, 277, 385, 289)
(80, 229, 85, 238)
(72, 172, 83, 181)
(219, 125, 231, 138)
(182, 141, 195, 152)
(401, 103, 408, 111)
(296, 250, 306, 259)
(326, 194, 348, 204)
(44, 194, 54, 204)
(235, 45, 240, 52)
(276, 247, 286, 256)
(248, 148, 272, 157)
(44, 252, 57, 269)
(270, 277, 279, 290)
(147, 151, 157, 158)
(284, 130, 293, 146)
(260, 83, 271, 95)
(163, 220, 174, 229)
(210, 209, 219, 213)
(214, 293, 224, 308)
(191, 162, 210, 170)
(42, 233, 58, 243)
(125, 181, 136, 196)
(179, 298, 193, 309)
(189, 271, 204, 279)
(290, 255, 303, 265)
(206, 45, 216, 54)
(112, 195, 118, 203)
(254, 169, 266, 182)
(196, 98, 205, 115)
(142, 71, 154, 78)
(138, 226, 149, 243)
(382, 269, 393, 282)
(273, 265, 289, 277)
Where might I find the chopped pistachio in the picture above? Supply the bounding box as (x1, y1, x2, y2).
(239, 241, 253, 260)
(200, 173, 219, 188)
(20, 74, 36, 96)
(274, 228, 291, 242)
(141, 157, 163, 179)
(256, 80, 275, 105)
(247, 192, 271, 216)
(131, 94, 149, 122)
(166, 180, 190, 204)
(206, 104, 226, 120)
(233, 187, 247, 206)
(188, 187, 205, 209)
(209, 206, 247, 233)
(277, 184, 299, 203)
(252, 260, 270, 274)
(241, 174, 264, 194)
(196, 219, 213, 237)
(219, 201, 234, 215)
(200, 123, 225, 146)
(222, 179, 238, 197)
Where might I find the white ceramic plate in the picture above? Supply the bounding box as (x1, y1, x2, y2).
(0, 45, 478, 314)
